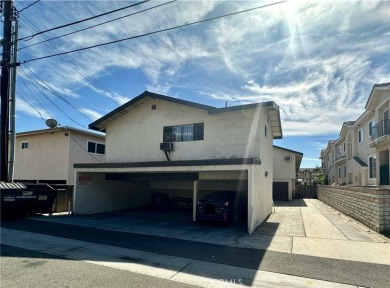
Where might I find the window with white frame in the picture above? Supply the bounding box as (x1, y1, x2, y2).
(358, 128, 363, 143)
(338, 167, 341, 178)
(369, 155, 376, 179)
(87, 141, 105, 155)
(20, 141, 29, 150)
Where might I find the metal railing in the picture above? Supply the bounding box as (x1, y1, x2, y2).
(371, 119, 390, 142)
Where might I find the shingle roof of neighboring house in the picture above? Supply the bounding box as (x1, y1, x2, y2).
(89, 91, 283, 139)
(353, 157, 368, 167)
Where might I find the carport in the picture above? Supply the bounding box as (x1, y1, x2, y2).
(73, 158, 272, 234)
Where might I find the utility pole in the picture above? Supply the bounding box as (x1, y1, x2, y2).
(8, 18, 18, 181)
(1, 0, 13, 182)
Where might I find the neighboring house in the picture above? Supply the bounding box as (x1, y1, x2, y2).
(320, 82, 390, 186)
(273, 145, 303, 201)
(298, 168, 315, 185)
(13, 127, 105, 210)
(73, 91, 283, 234)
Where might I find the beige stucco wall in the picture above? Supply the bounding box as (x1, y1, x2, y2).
(68, 131, 105, 184)
(105, 98, 267, 162)
(273, 147, 297, 200)
(14, 129, 105, 185)
(14, 131, 70, 182)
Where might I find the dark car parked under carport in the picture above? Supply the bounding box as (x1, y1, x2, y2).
(196, 191, 247, 224)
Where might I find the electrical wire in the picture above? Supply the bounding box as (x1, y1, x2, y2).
(16, 0, 41, 13)
(19, 16, 120, 106)
(70, 137, 102, 163)
(13, 94, 102, 162)
(19, 0, 177, 51)
(19, 77, 54, 118)
(23, 64, 92, 121)
(16, 91, 47, 122)
(18, 67, 87, 128)
(19, 0, 150, 41)
(21, 0, 288, 64)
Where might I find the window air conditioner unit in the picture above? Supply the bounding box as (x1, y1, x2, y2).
(160, 142, 174, 151)
(285, 156, 292, 162)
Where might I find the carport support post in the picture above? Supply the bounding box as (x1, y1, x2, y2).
(193, 180, 198, 221)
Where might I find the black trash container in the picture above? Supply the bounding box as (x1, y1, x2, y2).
(1, 182, 57, 217)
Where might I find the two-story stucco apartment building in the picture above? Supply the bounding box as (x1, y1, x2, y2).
(13, 126, 105, 210)
(73, 91, 283, 233)
(320, 83, 390, 186)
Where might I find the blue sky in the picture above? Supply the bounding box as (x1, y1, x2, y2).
(9, 0, 390, 168)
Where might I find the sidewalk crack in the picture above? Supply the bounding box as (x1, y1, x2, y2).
(169, 260, 193, 280)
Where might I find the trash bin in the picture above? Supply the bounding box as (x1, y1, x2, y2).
(1, 182, 57, 217)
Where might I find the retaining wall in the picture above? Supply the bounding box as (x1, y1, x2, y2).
(317, 186, 390, 233)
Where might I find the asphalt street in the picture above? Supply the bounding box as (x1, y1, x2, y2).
(1, 218, 389, 288)
(1, 245, 200, 288)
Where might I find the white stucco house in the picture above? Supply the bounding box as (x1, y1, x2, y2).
(320, 82, 390, 186)
(13, 126, 105, 211)
(14, 126, 105, 184)
(73, 91, 283, 233)
(273, 146, 303, 201)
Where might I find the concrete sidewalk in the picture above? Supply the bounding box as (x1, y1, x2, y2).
(31, 199, 390, 265)
(243, 199, 390, 265)
(0, 228, 368, 288)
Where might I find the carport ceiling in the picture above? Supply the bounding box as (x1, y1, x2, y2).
(105, 172, 199, 181)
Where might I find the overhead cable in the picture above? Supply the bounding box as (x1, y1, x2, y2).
(16, 0, 41, 13)
(16, 91, 47, 122)
(19, 0, 150, 41)
(19, 16, 120, 106)
(18, 67, 88, 128)
(19, 0, 177, 51)
(21, 0, 288, 64)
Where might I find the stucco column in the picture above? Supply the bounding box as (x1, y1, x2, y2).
(193, 180, 198, 221)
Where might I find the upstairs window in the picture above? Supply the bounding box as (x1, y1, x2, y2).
(358, 128, 363, 143)
(21, 141, 29, 150)
(87, 141, 105, 155)
(163, 123, 204, 142)
(369, 156, 376, 179)
(369, 120, 375, 136)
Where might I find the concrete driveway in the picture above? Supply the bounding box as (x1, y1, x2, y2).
(31, 199, 390, 265)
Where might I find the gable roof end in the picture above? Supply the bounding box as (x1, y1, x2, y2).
(365, 82, 390, 111)
(89, 91, 283, 139)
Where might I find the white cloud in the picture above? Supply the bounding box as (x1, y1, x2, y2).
(15, 0, 390, 135)
(78, 108, 103, 121)
(17, 98, 51, 120)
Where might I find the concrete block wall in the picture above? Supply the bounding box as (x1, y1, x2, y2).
(317, 186, 390, 233)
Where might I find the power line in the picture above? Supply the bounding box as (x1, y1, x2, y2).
(23, 65, 92, 121)
(16, 91, 46, 122)
(19, 0, 177, 51)
(19, 16, 120, 106)
(70, 137, 102, 163)
(19, 0, 151, 41)
(14, 92, 101, 162)
(21, 0, 288, 64)
(16, 0, 41, 13)
(18, 67, 87, 128)
(19, 77, 54, 118)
